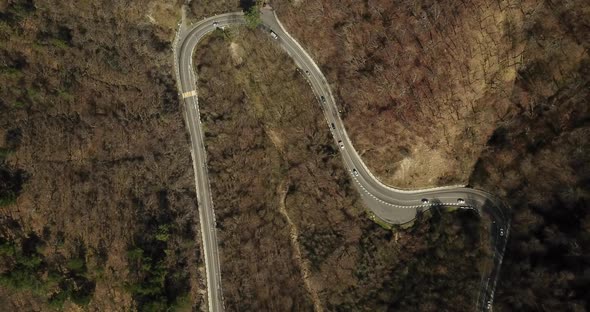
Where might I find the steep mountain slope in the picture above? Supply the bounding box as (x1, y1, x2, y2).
(0, 1, 203, 310)
(273, 0, 590, 309)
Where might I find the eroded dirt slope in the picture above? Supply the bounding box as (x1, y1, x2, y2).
(195, 26, 486, 311)
(274, 0, 590, 309)
(274, 0, 551, 188)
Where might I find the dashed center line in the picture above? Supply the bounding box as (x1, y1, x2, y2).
(351, 175, 471, 209)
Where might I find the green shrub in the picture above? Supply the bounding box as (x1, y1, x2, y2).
(26, 88, 42, 104)
(0, 21, 12, 36)
(244, 6, 261, 29)
(126, 219, 190, 311)
(0, 192, 16, 207)
(49, 38, 68, 49)
(0, 67, 22, 79)
(127, 247, 144, 261)
(57, 90, 74, 102)
(0, 242, 16, 256)
(66, 257, 85, 273)
(48, 291, 68, 309)
(171, 295, 192, 312)
(0, 234, 96, 309)
(0, 147, 12, 159)
(155, 225, 170, 242)
(6, 2, 35, 24)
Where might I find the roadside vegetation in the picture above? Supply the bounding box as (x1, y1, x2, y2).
(274, 0, 589, 310)
(186, 0, 246, 21)
(195, 27, 317, 311)
(125, 214, 194, 312)
(469, 3, 589, 309)
(244, 6, 262, 29)
(274, 0, 587, 190)
(0, 0, 203, 310)
(195, 25, 486, 311)
(2, 0, 584, 310)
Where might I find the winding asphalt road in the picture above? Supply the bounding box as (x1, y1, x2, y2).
(174, 8, 510, 312)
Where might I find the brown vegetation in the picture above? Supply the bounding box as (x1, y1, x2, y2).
(2, 0, 583, 310)
(272, 0, 589, 309)
(195, 26, 487, 311)
(187, 0, 242, 21)
(0, 0, 204, 310)
(274, 0, 541, 188)
(469, 1, 590, 310)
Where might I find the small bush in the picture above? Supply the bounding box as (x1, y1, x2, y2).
(0, 234, 96, 309)
(244, 6, 261, 29)
(66, 257, 85, 273)
(0, 193, 16, 207)
(126, 219, 191, 311)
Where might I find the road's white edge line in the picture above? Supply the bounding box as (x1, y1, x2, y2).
(174, 15, 220, 312)
(271, 10, 509, 312)
(271, 11, 468, 195)
(180, 14, 248, 312)
(177, 10, 510, 312)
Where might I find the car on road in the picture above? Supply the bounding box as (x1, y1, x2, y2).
(177, 13, 509, 312)
(500, 228, 504, 237)
(331, 123, 336, 130)
(213, 22, 219, 28)
(457, 198, 465, 204)
(305, 70, 310, 75)
(270, 30, 278, 40)
(421, 198, 429, 204)
(352, 168, 359, 176)
(320, 95, 326, 103)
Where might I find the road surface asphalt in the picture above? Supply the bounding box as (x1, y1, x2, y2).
(174, 8, 511, 312)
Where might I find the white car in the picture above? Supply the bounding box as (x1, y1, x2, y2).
(213, 22, 219, 28)
(457, 198, 465, 204)
(270, 30, 278, 40)
(352, 169, 359, 176)
(421, 198, 429, 204)
(338, 140, 344, 149)
(500, 228, 504, 237)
